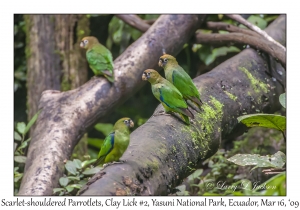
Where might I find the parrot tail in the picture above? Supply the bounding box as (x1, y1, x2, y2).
(180, 113, 190, 125)
(93, 156, 105, 167)
(180, 107, 194, 119)
(104, 74, 114, 83)
(190, 96, 203, 109)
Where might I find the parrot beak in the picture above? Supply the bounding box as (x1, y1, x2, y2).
(158, 58, 166, 68)
(80, 41, 85, 48)
(129, 120, 134, 128)
(142, 72, 148, 81)
(158, 59, 163, 67)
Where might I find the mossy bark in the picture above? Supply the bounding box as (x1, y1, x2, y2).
(19, 14, 206, 195)
(79, 15, 286, 195)
(54, 14, 90, 157)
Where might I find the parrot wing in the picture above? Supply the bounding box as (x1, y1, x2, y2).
(87, 47, 114, 74)
(93, 132, 115, 166)
(172, 68, 200, 98)
(156, 83, 187, 109)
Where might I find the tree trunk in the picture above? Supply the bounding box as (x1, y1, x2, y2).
(55, 14, 89, 91)
(79, 15, 286, 195)
(54, 14, 90, 157)
(25, 14, 90, 134)
(25, 15, 61, 132)
(18, 14, 206, 195)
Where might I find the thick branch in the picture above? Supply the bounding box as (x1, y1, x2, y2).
(18, 14, 206, 196)
(206, 21, 260, 38)
(144, 19, 156, 25)
(115, 14, 151, 32)
(79, 15, 286, 195)
(195, 32, 286, 68)
(226, 14, 286, 53)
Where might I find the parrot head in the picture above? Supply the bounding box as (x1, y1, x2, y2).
(115, 117, 134, 129)
(80, 36, 100, 49)
(142, 69, 161, 83)
(158, 54, 177, 68)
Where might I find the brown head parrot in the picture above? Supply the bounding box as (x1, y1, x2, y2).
(142, 69, 194, 124)
(80, 36, 114, 82)
(93, 118, 134, 166)
(158, 54, 203, 110)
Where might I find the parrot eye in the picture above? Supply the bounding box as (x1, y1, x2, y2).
(84, 40, 88, 44)
(124, 120, 128, 123)
(164, 58, 168, 62)
(147, 72, 151, 76)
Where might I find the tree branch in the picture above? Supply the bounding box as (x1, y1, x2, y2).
(115, 14, 151, 32)
(18, 14, 206, 196)
(206, 21, 260, 38)
(226, 14, 286, 53)
(78, 15, 286, 195)
(195, 32, 286, 68)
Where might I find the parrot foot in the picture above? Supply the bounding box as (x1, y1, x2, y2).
(153, 110, 171, 117)
(103, 161, 125, 168)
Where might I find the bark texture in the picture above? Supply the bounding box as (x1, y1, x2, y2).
(25, 15, 61, 130)
(55, 14, 90, 90)
(79, 15, 286, 196)
(18, 14, 206, 195)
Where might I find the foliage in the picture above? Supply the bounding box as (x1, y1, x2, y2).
(14, 15, 27, 92)
(279, 93, 286, 108)
(228, 151, 286, 169)
(53, 159, 101, 196)
(55, 122, 117, 195)
(14, 111, 40, 195)
(237, 114, 286, 133)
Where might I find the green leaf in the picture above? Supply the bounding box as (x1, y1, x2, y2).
(14, 173, 23, 182)
(94, 123, 114, 136)
(67, 176, 80, 181)
(59, 177, 69, 187)
(65, 186, 74, 193)
(24, 110, 41, 135)
(254, 172, 286, 195)
(69, 184, 82, 189)
(14, 156, 27, 163)
(17, 138, 31, 152)
(240, 15, 267, 29)
(14, 167, 19, 173)
(16, 122, 26, 135)
(14, 143, 18, 152)
(78, 180, 88, 186)
(279, 93, 286, 108)
(14, 131, 22, 141)
(73, 159, 82, 169)
(65, 160, 77, 175)
(237, 113, 286, 132)
(53, 188, 65, 194)
(227, 151, 286, 169)
(175, 185, 189, 196)
(82, 166, 102, 175)
(81, 159, 97, 168)
(187, 169, 203, 182)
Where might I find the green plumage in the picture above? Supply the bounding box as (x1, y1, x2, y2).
(142, 69, 194, 124)
(93, 118, 134, 166)
(80, 36, 114, 82)
(159, 54, 203, 109)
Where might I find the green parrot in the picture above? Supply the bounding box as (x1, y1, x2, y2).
(158, 54, 203, 110)
(142, 69, 194, 124)
(93, 118, 134, 166)
(80, 36, 114, 82)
